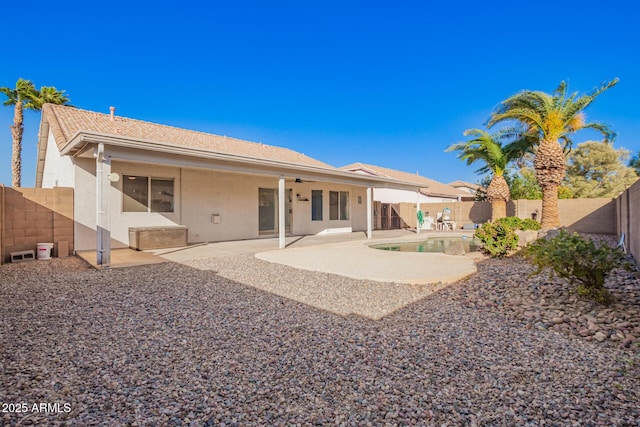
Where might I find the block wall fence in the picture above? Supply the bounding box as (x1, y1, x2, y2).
(398, 198, 617, 234)
(616, 180, 639, 265)
(0, 186, 74, 264)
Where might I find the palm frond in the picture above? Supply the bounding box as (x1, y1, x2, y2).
(1, 78, 39, 107)
(553, 81, 567, 97)
(504, 136, 535, 161)
(489, 109, 545, 134)
(582, 122, 617, 142)
(591, 78, 619, 97)
(449, 128, 518, 176)
(491, 79, 618, 150)
(564, 78, 619, 119)
(37, 86, 71, 107)
(552, 81, 568, 110)
(0, 87, 17, 105)
(559, 135, 573, 155)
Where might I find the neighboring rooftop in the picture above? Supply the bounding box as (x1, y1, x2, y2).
(340, 162, 471, 199)
(41, 104, 333, 168)
(448, 180, 483, 194)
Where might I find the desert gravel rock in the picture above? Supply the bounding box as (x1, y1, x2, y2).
(187, 254, 445, 320)
(1, 251, 639, 426)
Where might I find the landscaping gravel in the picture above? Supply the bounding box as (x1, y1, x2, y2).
(1, 247, 639, 426)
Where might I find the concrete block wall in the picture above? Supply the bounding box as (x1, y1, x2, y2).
(398, 198, 616, 234)
(399, 201, 492, 228)
(510, 198, 616, 234)
(1, 187, 74, 264)
(617, 180, 639, 264)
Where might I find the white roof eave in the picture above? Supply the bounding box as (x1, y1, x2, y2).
(63, 132, 422, 191)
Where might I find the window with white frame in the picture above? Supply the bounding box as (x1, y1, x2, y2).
(329, 191, 349, 220)
(123, 175, 174, 213)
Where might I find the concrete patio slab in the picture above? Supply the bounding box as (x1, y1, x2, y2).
(157, 230, 478, 284)
(77, 248, 167, 269)
(256, 232, 478, 284)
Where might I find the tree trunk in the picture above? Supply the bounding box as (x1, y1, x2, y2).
(486, 174, 510, 221)
(491, 200, 507, 222)
(541, 184, 560, 227)
(10, 101, 24, 187)
(534, 139, 565, 228)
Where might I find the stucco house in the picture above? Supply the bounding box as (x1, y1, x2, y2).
(340, 163, 473, 203)
(447, 180, 482, 197)
(339, 163, 472, 230)
(36, 105, 421, 265)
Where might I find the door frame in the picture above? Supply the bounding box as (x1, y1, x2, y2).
(258, 187, 292, 236)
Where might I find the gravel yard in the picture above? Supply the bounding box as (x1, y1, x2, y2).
(1, 251, 639, 426)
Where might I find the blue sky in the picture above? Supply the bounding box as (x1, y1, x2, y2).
(2, 1, 639, 187)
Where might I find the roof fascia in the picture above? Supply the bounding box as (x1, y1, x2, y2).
(68, 133, 421, 191)
(35, 120, 51, 187)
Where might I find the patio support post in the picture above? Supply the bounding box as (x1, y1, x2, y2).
(95, 143, 111, 267)
(278, 176, 285, 249)
(367, 187, 373, 239)
(416, 193, 421, 234)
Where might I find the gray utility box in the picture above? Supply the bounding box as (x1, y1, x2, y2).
(128, 226, 188, 250)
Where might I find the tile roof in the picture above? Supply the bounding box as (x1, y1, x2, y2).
(448, 180, 483, 192)
(42, 104, 334, 168)
(340, 162, 470, 198)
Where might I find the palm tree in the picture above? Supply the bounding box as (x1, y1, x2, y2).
(630, 152, 640, 176)
(487, 79, 618, 228)
(447, 128, 530, 221)
(1, 78, 70, 187)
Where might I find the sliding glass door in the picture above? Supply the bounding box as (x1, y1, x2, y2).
(258, 188, 291, 236)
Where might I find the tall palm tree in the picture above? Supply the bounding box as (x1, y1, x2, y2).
(630, 152, 640, 176)
(1, 78, 70, 187)
(447, 128, 530, 221)
(487, 79, 618, 228)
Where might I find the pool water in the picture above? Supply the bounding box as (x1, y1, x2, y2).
(371, 237, 481, 253)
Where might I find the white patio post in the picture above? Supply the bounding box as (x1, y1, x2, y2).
(95, 143, 111, 267)
(416, 192, 421, 234)
(278, 176, 285, 249)
(366, 187, 373, 239)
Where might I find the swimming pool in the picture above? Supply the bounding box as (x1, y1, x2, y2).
(370, 237, 481, 253)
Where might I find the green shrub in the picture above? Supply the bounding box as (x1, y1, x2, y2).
(494, 216, 541, 231)
(523, 231, 632, 305)
(475, 216, 540, 258)
(519, 218, 541, 231)
(475, 222, 518, 258)
(494, 216, 523, 230)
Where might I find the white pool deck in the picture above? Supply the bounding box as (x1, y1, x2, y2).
(154, 230, 479, 284)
